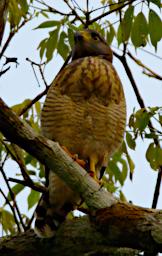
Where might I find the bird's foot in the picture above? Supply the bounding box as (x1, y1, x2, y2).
(62, 146, 86, 168)
(89, 171, 103, 185)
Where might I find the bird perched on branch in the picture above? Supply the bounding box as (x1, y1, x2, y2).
(34, 29, 126, 237)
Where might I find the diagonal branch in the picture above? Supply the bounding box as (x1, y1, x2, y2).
(0, 17, 32, 60)
(0, 166, 26, 230)
(88, 0, 137, 25)
(8, 177, 47, 193)
(0, 188, 21, 232)
(127, 51, 162, 81)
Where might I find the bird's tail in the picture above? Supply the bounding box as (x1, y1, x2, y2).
(34, 171, 80, 238)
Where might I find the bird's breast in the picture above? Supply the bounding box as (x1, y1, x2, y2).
(41, 56, 126, 163)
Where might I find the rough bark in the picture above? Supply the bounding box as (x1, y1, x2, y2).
(0, 97, 162, 254)
(0, 221, 140, 256)
(1, 202, 162, 256)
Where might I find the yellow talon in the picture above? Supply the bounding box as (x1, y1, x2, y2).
(62, 146, 86, 168)
(89, 155, 101, 184)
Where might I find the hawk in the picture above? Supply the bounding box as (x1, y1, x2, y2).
(35, 29, 126, 237)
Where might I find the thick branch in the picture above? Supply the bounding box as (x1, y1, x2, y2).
(0, 219, 140, 256)
(1, 202, 162, 255)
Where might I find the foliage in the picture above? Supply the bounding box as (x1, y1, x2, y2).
(0, 0, 162, 236)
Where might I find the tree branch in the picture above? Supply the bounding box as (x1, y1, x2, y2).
(0, 17, 31, 60)
(0, 188, 21, 233)
(127, 51, 162, 81)
(18, 86, 49, 116)
(0, 166, 26, 231)
(8, 177, 47, 193)
(0, 223, 141, 256)
(1, 204, 162, 255)
(88, 0, 137, 25)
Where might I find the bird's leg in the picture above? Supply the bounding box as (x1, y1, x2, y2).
(89, 155, 101, 184)
(61, 146, 86, 168)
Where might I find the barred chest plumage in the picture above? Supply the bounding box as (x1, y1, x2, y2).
(41, 56, 126, 169)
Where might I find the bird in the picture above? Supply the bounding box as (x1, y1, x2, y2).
(34, 29, 126, 238)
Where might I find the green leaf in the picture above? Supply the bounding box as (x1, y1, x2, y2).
(0, 209, 16, 234)
(148, 0, 161, 8)
(117, 23, 123, 46)
(34, 20, 60, 29)
(8, 0, 28, 27)
(127, 154, 135, 174)
(122, 141, 135, 175)
(106, 23, 116, 45)
(40, 12, 49, 19)
(12, 99, 31, 116)
(120, 191, 127, 202)
(108, 160, 122, 184)
(134, 109, 150, 131)
(35, 101, 41, 118)
(25, 153, 37, 167)
(131, 12, 148, 47)
(19, 0, 28, 13)
(68, 28, 74, 49)
(37, 38, 48, 59)
(145, 133, 158, 139)
(7, 184, 24, 201)
(46, 28, 60, 62)
(159, 114, 162, 126)
(120, 159, 128, 184)
(149, 10, 162, 50)
(57, 31, 70, 60)
(146, 143, 162, 170)
(28, 190, 40, 210)
(39, 164, 45, 178)
(121, 5, 134, 42)
(126, 132, 136, 150)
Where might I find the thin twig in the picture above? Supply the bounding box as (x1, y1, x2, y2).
(0, 188, 21, 232)
(88, 0, 137, 25)
(19, 53, 72, 117)
(34, 0, 72, 16)
(0, 31, 14, 59)
(26, 58, 48, 88)
(26, 209, 35, 230)
(0, 139, 33, 183)
(18, 86, 49, 116)
(86, 0, 89, 13)
(0, 17, 32, 60)
(0, 166, 26, 230)
(63, 0, 85, 25)
(8, 177, 47, 193)
(127, 51, 162, 81)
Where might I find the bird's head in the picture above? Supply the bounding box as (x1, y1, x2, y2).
(72, 29, 112, 62)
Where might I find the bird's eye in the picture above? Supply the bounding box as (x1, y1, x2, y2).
(91, 32, 99, 41)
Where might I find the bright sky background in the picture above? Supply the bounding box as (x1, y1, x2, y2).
(0, 0, 162, 237)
